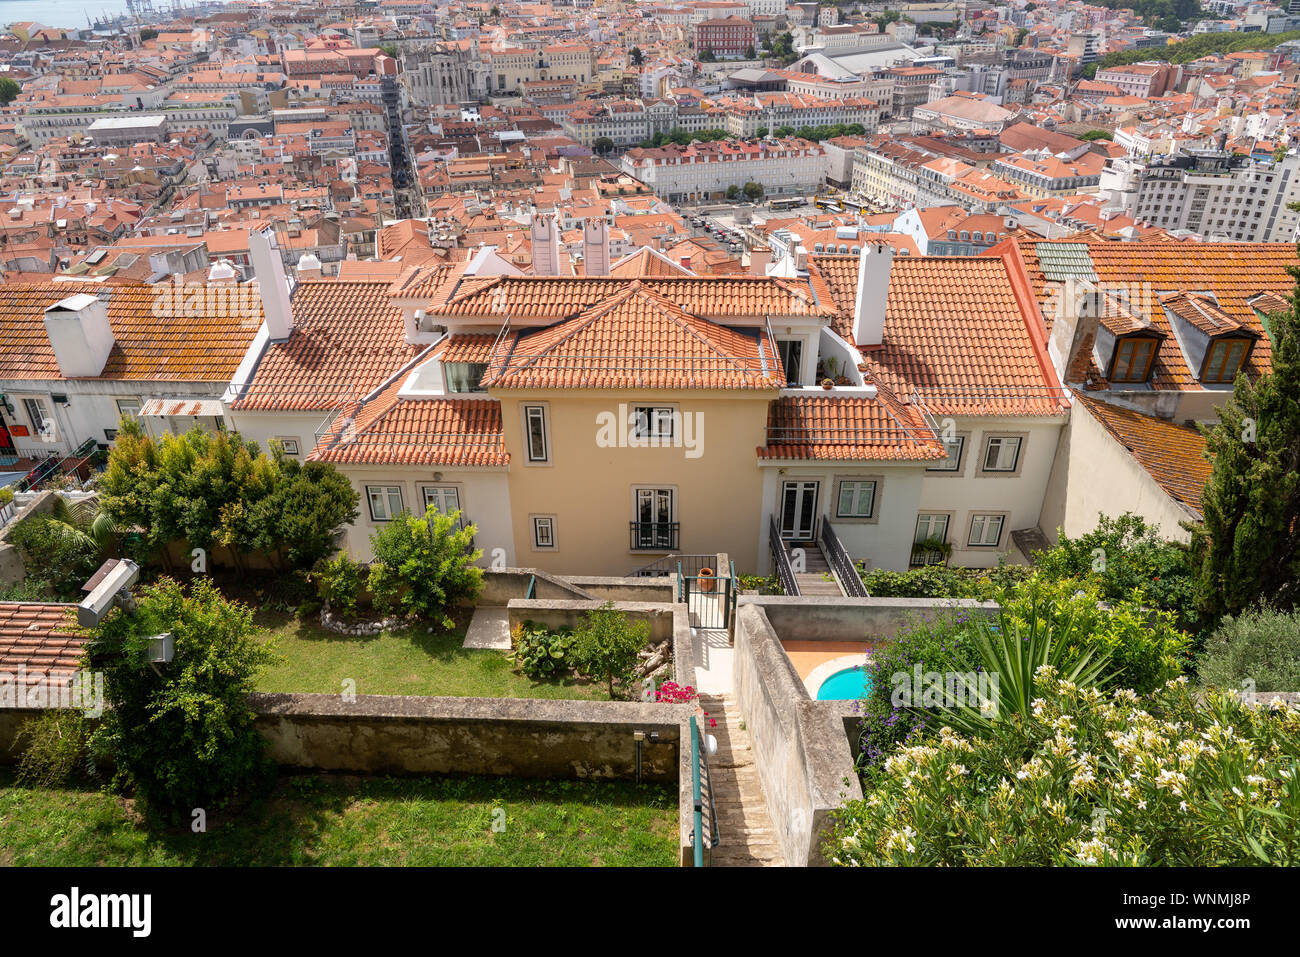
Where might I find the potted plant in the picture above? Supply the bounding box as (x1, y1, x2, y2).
(911, 537, 952, 567)
(821, 378, 834, 389)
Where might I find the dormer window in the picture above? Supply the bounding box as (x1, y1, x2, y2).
(445, 361, 488, 393)
(1109, 335, 1159, 383)
(1201, 338, 1251, 384)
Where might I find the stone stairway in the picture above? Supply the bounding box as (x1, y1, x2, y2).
(699, 694, 785, 867)
(792, 543, 844, 596)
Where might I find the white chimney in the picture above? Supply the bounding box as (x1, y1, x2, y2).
(296, 252, 323, 279)
(852, 244, 894, 348)
(583, 218, 610, 276)
(750, 247, 771, 275)
(43, 293, 114, 378)
(530, 214, 561, 275)
(248, 228, 294, 341)
(208, 259, 238, 282)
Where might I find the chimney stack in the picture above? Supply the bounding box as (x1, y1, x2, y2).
(583, 217, 610, 276)
(530, 213, 562, 275)
(852, 243, 894, 348)
(296, 252, 323, 279)
(248, 228, 295, 341)
(750, 247, 771, 275)
(44, 293, 114, 378)
(1047, 278, 1102, 386)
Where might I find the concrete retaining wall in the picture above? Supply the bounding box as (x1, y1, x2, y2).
(567, 576, 676, 603)
(732, 604, 863, 867)
(0, 491, 58, 586)
(477, 568, 597, 604)
(748, 595, 999, 642)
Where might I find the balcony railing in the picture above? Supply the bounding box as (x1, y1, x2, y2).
(629, 521, 679, 551)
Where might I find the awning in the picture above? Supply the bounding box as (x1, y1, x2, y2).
(139, 398, 226, 417)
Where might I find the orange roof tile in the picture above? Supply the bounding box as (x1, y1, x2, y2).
(759, 392, 947, 462)
(232, 278, 424, 411)
(0, 603, 87, 684)
(0, 281, 261, 382)
(812, 254, 1066, 416)
(483, 282, 783, 391)
(1076, 393, 1212, 516)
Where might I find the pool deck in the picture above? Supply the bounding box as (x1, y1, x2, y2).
(780, 640, 873, 681)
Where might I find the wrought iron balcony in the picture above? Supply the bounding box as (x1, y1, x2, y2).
(629, 521, 679, 551)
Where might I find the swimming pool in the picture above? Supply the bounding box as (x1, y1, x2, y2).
(814, 666, 873, 701)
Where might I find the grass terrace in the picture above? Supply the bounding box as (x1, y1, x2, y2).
(0, 771, 678, 867)
(251, 607, 609, 701)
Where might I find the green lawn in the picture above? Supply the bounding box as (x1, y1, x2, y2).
(251, 611, 608, 700)
(0, 771, 678, 866)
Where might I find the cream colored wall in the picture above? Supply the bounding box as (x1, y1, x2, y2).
(1040, 402, 1196, 544)
(224, 408, 332, 459)
(496, 389, 773, 576)
(334, 465, 515, 564)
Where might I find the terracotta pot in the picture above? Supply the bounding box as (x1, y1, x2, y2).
(698, 568, 716, 593)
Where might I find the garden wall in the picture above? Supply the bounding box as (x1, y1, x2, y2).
(566, 576, 676, 603)
(755, 595, 999, 642)
(476, 568, 597, 604)
(0, 491, 58, 586)
(731, 603, 863, 867)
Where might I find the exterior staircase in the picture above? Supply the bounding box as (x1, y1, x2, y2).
(792, 543, 844, 596)
(699, 694, 785, 866)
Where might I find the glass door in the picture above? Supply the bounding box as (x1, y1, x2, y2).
(780, 481, 819, 541)
(636, 488, 674, 549)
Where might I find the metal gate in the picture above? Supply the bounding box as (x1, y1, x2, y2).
(677, 560, 736, 630)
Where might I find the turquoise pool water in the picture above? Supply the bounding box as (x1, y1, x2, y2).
(815, 666, 873, 701)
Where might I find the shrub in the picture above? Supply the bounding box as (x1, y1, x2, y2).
(512, 620, 576, 679)
(87, 577, 277, 818)
(655, 680, 698, 704)
(15, 711, 91, 786)
(829, 676, 1300, 866)
(314, 554, 365, 618)
(245, 458, 359, 569)
(8, 505, 101, 599)
(366, 506, 482, 629)
(859, 562, 1032, 600)
(1196, 608, 1300, 693)
(571, 603, 650, 699)
(0, 486, 13, 507)
(1034, 513, 1202, 637)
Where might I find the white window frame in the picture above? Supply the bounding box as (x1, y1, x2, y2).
(366, 485, 405, 522)
(23, 397, 51, 434)
(926, 432, 968, 475)
(980, 434, 1025, 475)
(834, 477, 878, 522)
(531, 514, 557, 550)
(115, 397, 141, 420)
(966, 512, 1006, 548)
(915, 512, 950, 544)
(422, 485, 461, 516)
(631, 404, 676, 441)
(274, 436, 300, 456)
(522, 403, 550, 464)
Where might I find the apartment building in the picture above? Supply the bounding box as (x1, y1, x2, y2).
(620, 137, 826, 202)
(694, 17, 758, 59)
(1093, 62, 1180, 98)
(993, 150, 1104, 199)
(723, 92, 880, 138)
(1107, 151, 1300, 242)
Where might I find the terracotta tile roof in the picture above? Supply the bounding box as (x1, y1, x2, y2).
(0, 603, 87, 684)
(0, 280, 261, 382)
(1076, 393, 1211, 516)
(309, 382, 507, 467)
(232, 278, 424, 411)
(759, 392, 947, 462)
(435, 333, 497, 364)
(608, 246, 694, 278)
(1009, 238, 1292, 391)
(1160, 291, 1251, 338)
(482, 281, 784, 391)
(811, 254, 1067, 417)
(411, 271, 833, 323)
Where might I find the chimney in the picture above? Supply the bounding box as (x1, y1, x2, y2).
(852, 244, 894, 348)
(1047, 278, 1102, 386)
(583, 217, 610, 276)
(43, 293, 114, 378)
(296, 252, 323, 279)
(530, 213, 561, 275)
(750, 247, 771, 275)
(248, 228, 294, 341)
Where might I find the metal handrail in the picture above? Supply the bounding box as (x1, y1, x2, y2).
(690, 715, 703, 867)
(820, 520, 868, 597)
(769, 515, 799, 597)
(525, 575, 536, 600)
(630, 553, 715, 577)
(698, 717, 719, 853)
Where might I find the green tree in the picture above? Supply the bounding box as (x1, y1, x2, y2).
(700, 48, 717, 62)
(245, 456, 359, 570)
(756, 126, 769, 138)
(630, 46, 644, 65)
(726, 184, 741, 200)
(1079, 129, 1114, 141)
(87, 577, 276, 818)
(742, 181, 764, 201)
(0, 78, 21, 106)
(593, 136, 615, 155)
(571, 603, 649, 698)
(1190, 268, 1300, 618)
(379, 43, 399, 60)
(366, 506, 483, 629)
(744, 45, 756, 59)
(8, 497, 113, 599)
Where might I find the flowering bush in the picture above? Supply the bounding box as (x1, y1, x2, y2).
(829, 672, 1300, 866)
(655, 681, 698, 703)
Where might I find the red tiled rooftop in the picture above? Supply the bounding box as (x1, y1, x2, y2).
(759, 392, 947, 462)
(0, 604, 87, 683)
